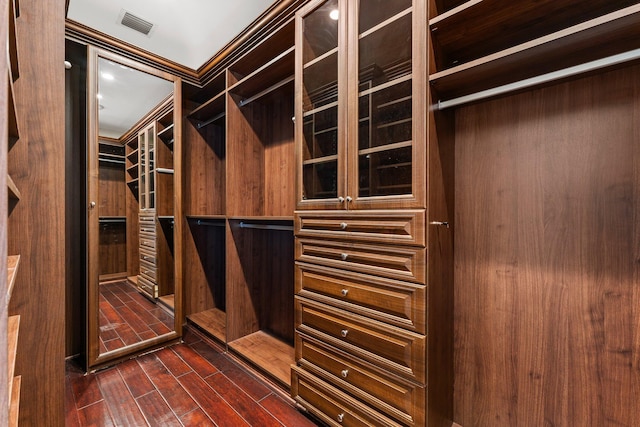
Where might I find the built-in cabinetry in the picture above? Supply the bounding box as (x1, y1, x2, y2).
(183, 20, 296, 387)
(290, 1, 449, 426)
(4, 0, 22, 424)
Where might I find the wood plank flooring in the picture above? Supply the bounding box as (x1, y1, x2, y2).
(66, 328, 318, 426)
(99, 280, 174, 353)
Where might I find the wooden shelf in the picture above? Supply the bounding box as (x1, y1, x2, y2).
(8, 0, 20, 81)
(186, 215, 226, 220)
(8, 376, 20, 427)
(157, 123, 174, 147)
(430, 4, 640, 99)
(7, 255, 20, 301)
(228, 216, 294, 222)
(158, 294, 174, 310)
(8, 315, 20, 398)
(430, 0, 640, 71)
(7, 175, 21, 200)
(228, 47, 295, 103)
(188, 90, 226, 124)
(8, 75, 20, 148)
(228, 331, 294, 387)
(188, 308, 226, 344)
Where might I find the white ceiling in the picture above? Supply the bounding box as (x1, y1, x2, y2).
(67, 0, 277, 70)
(98, 58, 174, 138)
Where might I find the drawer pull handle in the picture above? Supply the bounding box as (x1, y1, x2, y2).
(340, 289, 348, 297)
(341, 369, 349, 378)
(340, 329, 349, 338)
(345, 196, 353, 203)
(340, 253, 348, 261)
(338, 196, 345, 203)
(337, 413, 344, 423)
(340, 222, 347, 230)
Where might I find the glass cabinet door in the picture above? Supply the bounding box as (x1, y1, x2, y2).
(349, 0, 424, 209)
(296, 0, 346, 209)
(139, 129, 147, 209)
(147, 125, 155, 210)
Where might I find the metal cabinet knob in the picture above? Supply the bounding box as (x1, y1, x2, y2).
(340, 253, 348, 261)
(338, 196, 345, 203)
(341, 369, 349, 378)
(340, 222, 348, 230)
(345, 196, 353, 203)
(337, 413, 344, 423)
(341, 289, 348, 297)
(89, 201, 96, 209)
(340, 329, 349, 338)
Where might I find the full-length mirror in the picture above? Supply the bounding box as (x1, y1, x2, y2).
(87, 48, 182, 368)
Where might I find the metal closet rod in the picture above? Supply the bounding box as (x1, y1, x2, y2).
(194, 219, 225, 227)
(239, 222, 293, 231)
(197, 111, 226, 129)
(437, 48, 640, 110)
(99, 157, 125, 165)
(238, 75, 295, 107)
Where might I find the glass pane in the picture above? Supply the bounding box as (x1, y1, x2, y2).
(303, 160, 338, 200)
(303, 51, 338, 112)
(302, 0, 339, 64)
(359, 11, 412, 87)
(359, 146, 411, 197)
(359, 79, 412, 151)
(303, 105, 338, 161)
(359, 0, 411, 34)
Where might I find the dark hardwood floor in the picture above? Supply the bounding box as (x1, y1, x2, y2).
(99, 280, 174, 353)
(66, 329, 318, 426)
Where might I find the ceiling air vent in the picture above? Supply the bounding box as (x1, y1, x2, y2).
(119, 11, 154, 36)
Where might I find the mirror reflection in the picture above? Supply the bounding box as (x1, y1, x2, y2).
(96, 56, 175, 356)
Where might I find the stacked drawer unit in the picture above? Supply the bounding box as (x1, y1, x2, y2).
(138, 212, 158, 299)
(292, 210, 427, 426)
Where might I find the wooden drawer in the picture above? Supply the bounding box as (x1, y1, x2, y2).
(296, 239, 425, 284)
(139, 248, 157, 265)
(137, 275, 157, 299)
(139, 213, 155, 222)
(296, 333, 425, 426)
(139, 223, 156, 234)
(295, 211, 425, 247)
(139, 259, 157, 282)
(296, 263, 425, 333)
(292, 366, 403, 427)
(139, 235, 156, 250)
(296, 297, 425, 383)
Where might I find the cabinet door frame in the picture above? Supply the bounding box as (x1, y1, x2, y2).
(346, 0, 427, 210)
(295, 0, 349, 211)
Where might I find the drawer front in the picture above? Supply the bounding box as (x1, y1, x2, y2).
(296, 239, 425, 284)
(292, 366, 403, 427)
(139, 259, 157, 281)
(296, 297, 425, 383)
(139, 248, 157, 265)
(137, 275, 157, 299)
(139, 223, 156, 235)
(297, 333, 425, 426)
(139, 235, 156, 250)
(296, 263, 425, 333)
(139, 213, 155, 223)
(295, 210, 425, 247)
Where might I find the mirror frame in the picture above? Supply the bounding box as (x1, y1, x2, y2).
(87, 47, 183, 369)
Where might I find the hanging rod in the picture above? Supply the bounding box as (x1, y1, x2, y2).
(197, 111, 226, 129)
(437, 48, 640, 110)
(193, 219, 225, 227)
(99, 217, 126, 223)
(239, 222, 294, 231)
(238, 75, 294, 107)
(98, 157, 125, 165)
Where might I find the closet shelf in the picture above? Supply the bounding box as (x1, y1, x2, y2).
(8, 315, 20, 401)
(8, 75, 20, 148)
(188, 308, 226, 344)
(430, 4, 640, 100)
(228, 216, 294, 222)
(186, 214, 226, 220)
(9, 376, 20, 427)
(157, 123, 174, 146)
(7, 174, 21, 200)
(9, 0, 20, 81)
(7, 255, 20, 302)
(429, 0, 639, 71)
(228, 330, 294, 387)
(188, 90, 225, 124)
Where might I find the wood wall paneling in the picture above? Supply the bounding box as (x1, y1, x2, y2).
(98, 165, 125, 217)
(7, 0, 66, 424)
(453, 64, 640, 426)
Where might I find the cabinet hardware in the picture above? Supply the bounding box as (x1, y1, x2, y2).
(340, 289, 348, 297)
(341, 369, 349, 378)
(338, 196, 345, 203)
(345, 196, 353, 203)
(337, 413, 344, 423)
(340, 253, 348, 261)
(340, 329, 349, 337)
(340, 222, 348, 230)
(430, 221, 450, 228)
(89, 201, 96, 209)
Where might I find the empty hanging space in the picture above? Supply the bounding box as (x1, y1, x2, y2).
(184, 216, 227, 343)
(226, 219, 295, 387)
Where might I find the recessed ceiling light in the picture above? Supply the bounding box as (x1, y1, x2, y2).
(101, 72, 114, 81)
(329, 9, 339, 20)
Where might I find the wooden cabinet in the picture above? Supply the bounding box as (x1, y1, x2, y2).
(292, 1, 449, 426)
(296, 0, 425, 211)
(138, 122, 155, 211)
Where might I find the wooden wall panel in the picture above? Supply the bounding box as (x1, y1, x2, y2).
(98, 164, 125, 217)
(7, 0, 66, 424)
(98, 223, 126, 277)
(454, 64, 640, 426)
